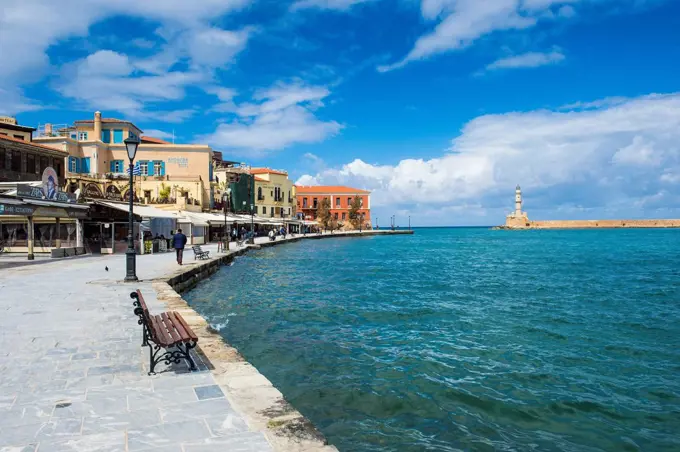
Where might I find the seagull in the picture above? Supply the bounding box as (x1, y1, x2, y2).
(105, 266, 109, 272)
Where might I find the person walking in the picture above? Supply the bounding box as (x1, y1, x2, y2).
(172, 228, 188, 265)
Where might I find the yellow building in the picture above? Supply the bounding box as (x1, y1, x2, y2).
(0, 116, 35, 142)
(33, 112, 214, 210)
(252, 168, 296, 219)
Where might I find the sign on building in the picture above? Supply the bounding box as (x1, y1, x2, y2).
(16, 167, 76, 203)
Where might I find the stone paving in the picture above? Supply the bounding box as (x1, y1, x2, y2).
(0, 240, 275, 452)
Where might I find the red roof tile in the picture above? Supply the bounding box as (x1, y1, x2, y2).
(140, 136, 170, 144)
(250, 168, 288, 176)
(295, 185, 370, 194)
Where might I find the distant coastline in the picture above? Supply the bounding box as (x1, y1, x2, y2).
(500, 186, 680, 230)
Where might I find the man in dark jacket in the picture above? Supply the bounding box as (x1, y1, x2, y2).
(172, 229, 188, 265)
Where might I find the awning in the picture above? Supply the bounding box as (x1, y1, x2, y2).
(177, 215, 209, 227)
(181, 211, 244, 225)
(94, 201, 178, 219)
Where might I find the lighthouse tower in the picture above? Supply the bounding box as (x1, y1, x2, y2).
(515, 185, 523, 216)
(505, 184, 530, 228)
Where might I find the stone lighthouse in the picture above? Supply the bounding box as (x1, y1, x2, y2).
(505, 184, 530, 228)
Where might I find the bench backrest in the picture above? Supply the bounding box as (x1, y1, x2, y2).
(131, 290, 158, 342)
(192, 245, 202, 251)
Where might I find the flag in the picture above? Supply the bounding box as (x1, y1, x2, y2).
(127, 162, 142, 176)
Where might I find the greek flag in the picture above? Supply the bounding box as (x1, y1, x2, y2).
(127, 162, 142, 176)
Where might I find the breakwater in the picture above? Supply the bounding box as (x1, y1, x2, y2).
(153, 230, 413, 452)
(500, 218, 680, 229)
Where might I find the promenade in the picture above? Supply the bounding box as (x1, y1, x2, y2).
(0, 231, 409, 451)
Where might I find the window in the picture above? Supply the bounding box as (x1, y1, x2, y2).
(26, 154, 36, 174)
(13, 134, 24, 141)
(342, 212, 346, 220)
(153, 161, 163, 176)
(257, 187, 263, 200)
(360, 198, 364, 206)
(262, 206, 267, 215)
(313, 198, 318, 208)
(80, 157, 91, 174)
(11, 150, 21, 172)
(336, 197, 340, 207)
(113, 129, 123, 143)
(110, 160, 124, 173)
(39, 156, 49, 174)
(69, 156, 77, 173)
(348, 197, 352, 205)
(129, 131, 137, 140)
(70, 133, 77, 140)
(288, 208, 291, 215)
(78, 131, 88, 141)
(334, 213, 338, 220)
(102, 129, 111, 143)
(0, 148, 5, 170)
(54, 160, 62, 179)
(302, 198, 308, 208)
(140, 161, 149, 176)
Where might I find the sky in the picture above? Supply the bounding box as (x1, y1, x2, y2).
(2, 0, 680, 226)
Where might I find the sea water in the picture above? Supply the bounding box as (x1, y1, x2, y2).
(185, 228, 680, 451)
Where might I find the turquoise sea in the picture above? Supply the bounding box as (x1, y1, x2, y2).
(185, 228, 680, 451)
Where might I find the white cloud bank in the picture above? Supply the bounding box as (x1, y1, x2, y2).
(202, 83, 342, 155)
(378, 0, 583, 72)
(297, 92, 680, 223)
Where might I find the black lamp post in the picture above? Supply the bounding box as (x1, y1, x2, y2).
(223, 188, 231, 252)
(124, 135, 140, 282)
(250, 203, 254, 243)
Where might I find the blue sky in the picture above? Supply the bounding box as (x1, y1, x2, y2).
(3, 0, 680, 226)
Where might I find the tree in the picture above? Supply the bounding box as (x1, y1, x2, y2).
(317, 197, 332, 230)
(159, 183, 171, 202)
(348, 195, 362, 229)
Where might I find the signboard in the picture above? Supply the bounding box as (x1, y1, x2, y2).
(105, 185, 123, 201)
(16, 167, 76, 203)
(0, 203, 36, 216)
(0, 116, 17, 125)
(83, 183, 104, 199)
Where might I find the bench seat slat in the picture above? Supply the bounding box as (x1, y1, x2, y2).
(160, 312, 179, 344)
(172, 312, 199, 341)
(151, 314, 173, 347)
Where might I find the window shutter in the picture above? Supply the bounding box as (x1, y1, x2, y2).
(160, 161, 165, 176)
(110, 160, 115, 173)
(147, 161, 155, 176)
(75, 158, 81, 174)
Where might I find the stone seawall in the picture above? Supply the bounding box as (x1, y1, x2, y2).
(528, 219, 680, 229)
(154, 231, 412, 451)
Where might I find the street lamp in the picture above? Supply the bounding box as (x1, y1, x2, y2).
(223, 188, 231, 251)
(124, 135, 140, 282)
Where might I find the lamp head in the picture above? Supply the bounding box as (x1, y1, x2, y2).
(124, 135, 140, 160)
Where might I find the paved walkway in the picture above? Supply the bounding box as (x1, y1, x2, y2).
(0, 240, 276, 452)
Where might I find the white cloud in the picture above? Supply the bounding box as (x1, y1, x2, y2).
(185, 27, 253, 68)
(378, 0, 579, 72)
(57, 50, 205, 119)
(0, 0, 253, 114)
(297, 92, 680, 221)
(485, 49, 565, 71)
(202, 83, 342, 155)
(291, 0, 374, 11)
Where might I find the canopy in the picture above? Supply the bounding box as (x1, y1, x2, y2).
(93, 201, 178, 219)
(181, 211, 246, 225)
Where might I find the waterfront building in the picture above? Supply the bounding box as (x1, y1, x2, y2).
(0, 116, 35, 142)
(33, 112, 214, 210)
(212, 159, 255, 215)
(252, 168, 297, 220)
(296, 185, 371, 227)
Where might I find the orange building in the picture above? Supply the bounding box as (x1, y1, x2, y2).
(296, 185, 371, 227)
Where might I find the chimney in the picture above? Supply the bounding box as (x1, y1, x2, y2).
(45, 123, 53, 136)
(94, 111, 102, 141)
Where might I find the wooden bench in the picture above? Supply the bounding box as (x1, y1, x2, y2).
(192, 245, 210, 260)
(130, 290, 199, 375)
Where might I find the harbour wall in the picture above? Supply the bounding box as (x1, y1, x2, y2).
(153, 230, 413, 451)
(527, 219, 680, 229)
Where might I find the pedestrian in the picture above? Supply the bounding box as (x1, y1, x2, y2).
(172, 228, 188, 265)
